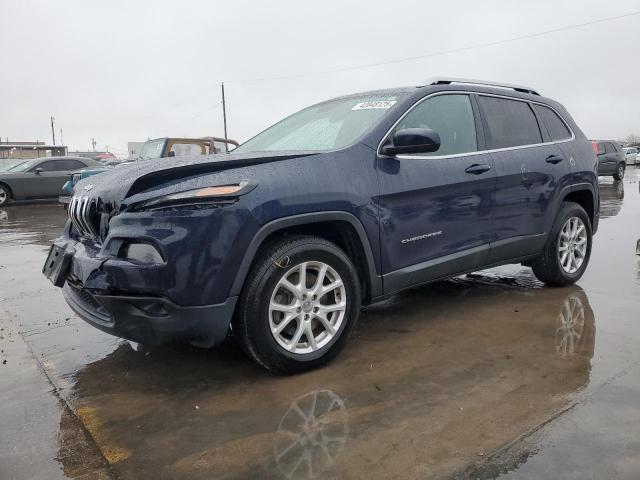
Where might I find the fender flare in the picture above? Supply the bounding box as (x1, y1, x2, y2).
(553, 182, 598, 231)
(229, 211, 382, 299)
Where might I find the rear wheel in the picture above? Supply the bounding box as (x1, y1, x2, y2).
(613, 163, 625, 181)
(234, 236, 361, 373)
(531, 202, 592, 286)
(0, 185, 10, 206)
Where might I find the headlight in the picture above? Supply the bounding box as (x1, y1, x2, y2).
(131, 182, 255, 211)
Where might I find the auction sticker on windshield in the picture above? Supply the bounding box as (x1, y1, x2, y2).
(352, 100, 397, 110)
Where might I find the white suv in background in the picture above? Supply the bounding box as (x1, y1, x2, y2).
(623, 147, 638, 165)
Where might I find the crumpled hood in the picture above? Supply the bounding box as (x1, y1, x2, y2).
(74, 150, 315, 210)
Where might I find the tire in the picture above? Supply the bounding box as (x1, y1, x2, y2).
(531, 201, 592, 286)
(613, 163, 625, 181)
(0, 184, 10, 206)
(233, 236, 361, 373)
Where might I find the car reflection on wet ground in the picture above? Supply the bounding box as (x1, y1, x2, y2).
(0, 170, 639, 480)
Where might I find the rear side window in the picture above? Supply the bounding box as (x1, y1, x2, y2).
(478, 96, 542, 149)
(605, 143, 615, 154)
(59, 160, 86, 170)
(395, 94, 477, 156)
(532, 104, 572, 141)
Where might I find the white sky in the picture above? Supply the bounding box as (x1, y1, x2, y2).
(1, 0, 639, 157)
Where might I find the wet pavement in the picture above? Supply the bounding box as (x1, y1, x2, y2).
(0, 170, 639, 479)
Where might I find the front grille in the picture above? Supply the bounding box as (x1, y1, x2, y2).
(68, 196, 103, 242)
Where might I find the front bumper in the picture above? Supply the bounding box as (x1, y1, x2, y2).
(62, 279, 237, 346)
(46, 198, 259, 345)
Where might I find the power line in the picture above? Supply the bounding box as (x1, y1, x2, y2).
(144, 9, 640, 134)
(228, 10, 640, 83)
(164, 100, 223, 131)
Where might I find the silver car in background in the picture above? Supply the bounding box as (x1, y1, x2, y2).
(623, 147, 638, 165)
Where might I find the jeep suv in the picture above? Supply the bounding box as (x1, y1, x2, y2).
(595, 141, 626, 180)
(43, 78, 598, 373)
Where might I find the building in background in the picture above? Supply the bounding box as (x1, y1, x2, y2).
(127, 142, 144, 160)
(0, 141, 68, 168)
(68, 150, 117, 161)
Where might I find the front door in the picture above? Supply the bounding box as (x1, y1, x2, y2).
(376, 93, 496, 294)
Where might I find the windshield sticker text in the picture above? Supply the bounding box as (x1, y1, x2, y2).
(352, 100, 397, 111)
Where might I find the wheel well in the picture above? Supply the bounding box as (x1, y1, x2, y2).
(0, 182, 12, 198)
(255, 221, 372, 301)
(563, 189, 594, 226)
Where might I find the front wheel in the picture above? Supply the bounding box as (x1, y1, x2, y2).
(234, 236, 361, 373)
(613, 163, 625, 181)
(531, 202, 592, 286)
(0, 185, 10, 206)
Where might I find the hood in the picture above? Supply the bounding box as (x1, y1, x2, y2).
(73, 150, 316, 210)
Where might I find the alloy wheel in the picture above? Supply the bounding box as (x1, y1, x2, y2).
(558, 217, 588, 274)
(0, 189, 6, 205)
(269, 261, 347, 355)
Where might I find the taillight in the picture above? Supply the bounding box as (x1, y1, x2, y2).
(591, 141, 598, 155)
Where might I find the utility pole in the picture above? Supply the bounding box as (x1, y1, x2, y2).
(91, 138, 96, 152)
(60, 128, 64, 146)
(50, 116, 56, 145)
(221, 82, 228, 153)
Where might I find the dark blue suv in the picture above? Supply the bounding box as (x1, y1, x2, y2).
(43, 78, 598, 373)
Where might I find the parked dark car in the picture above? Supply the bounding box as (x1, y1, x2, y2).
(43, 78, 599, 373)
(0, 156, 103, 206)
(595, 140, 626, 180)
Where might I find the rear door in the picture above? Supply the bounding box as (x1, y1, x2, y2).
(377, 93, 496, 293)
(604, 143, 619, 173)
(477, 95, 572, 262)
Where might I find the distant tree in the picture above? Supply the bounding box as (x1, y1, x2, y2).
(624, 133, 640, 144)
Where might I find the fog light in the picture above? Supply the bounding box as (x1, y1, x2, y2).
(120, 242, 164, 264)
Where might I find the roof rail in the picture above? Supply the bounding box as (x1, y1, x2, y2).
(425, 77, 540, 96)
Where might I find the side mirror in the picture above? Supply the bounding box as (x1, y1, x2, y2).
(33, 167, 43, 175)
(381, 128, 441, 156)
(167, 151, 176, 158)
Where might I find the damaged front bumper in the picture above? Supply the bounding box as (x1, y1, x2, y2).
(43, 203, 257, 346)
(62, 278, 236, 347)
(46, 235, 238, 346)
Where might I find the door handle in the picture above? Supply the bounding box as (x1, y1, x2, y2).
(545, 154, 564, 164)
(465, 164, 491, 175)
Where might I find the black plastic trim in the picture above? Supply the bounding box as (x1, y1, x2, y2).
(230, 211, 382, 300)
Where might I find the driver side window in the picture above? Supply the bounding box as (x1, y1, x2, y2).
(396, 94, 477, 156)
(32, 161, 56, 172)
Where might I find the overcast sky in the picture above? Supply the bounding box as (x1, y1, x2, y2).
(1, 0, 639, 156)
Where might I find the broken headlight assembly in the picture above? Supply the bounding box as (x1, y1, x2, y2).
(129, 182, 256, 211)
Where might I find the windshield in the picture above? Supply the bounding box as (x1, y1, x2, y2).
(138, 139, 166, 160)
(235, 95, 403, 153)
(3, 160, 36, 172)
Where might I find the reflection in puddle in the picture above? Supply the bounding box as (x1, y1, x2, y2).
(0, 204, 67, 246)
(555, 291, 594, 357)
(598, 179, 624, 218)
(275, 390, 348, 479)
